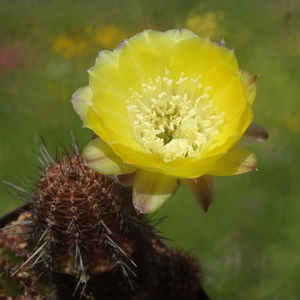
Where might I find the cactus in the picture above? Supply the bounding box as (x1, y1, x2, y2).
(0, 137, 210, 300)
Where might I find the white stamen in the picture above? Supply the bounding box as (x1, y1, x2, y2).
(126, 69, 225, 163)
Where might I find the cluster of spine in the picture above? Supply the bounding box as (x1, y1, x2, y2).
(0, 139, 211, 300)
(0, 212, 49, 300)
(33, 154, 139, 278)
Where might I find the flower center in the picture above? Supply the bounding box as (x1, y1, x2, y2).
(126, 69, 225, 163)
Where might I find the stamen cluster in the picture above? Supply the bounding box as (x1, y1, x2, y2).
(127, 69, 225, 162)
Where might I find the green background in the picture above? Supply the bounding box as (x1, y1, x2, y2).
(1, 0, 299, 298)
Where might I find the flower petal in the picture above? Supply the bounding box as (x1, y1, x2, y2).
(181, 175, 215, 212)
(71, 86, 110, 142)
(240, 69, 258, 105)
(71, 86, 93, 120)
(132, 170, 178, 214)
(208, 145, 257, 176)
(169, 36, 239, 80)
(83, 137, 137, 175)
(239, 122, 269, 146)
(89, 77, 134, 141)
(117, 172, 136, 187)
(203, 64, 248, 117)
(84, 107, 110, 143)
(111, 142, 222, 178)
(118, 29, 198, 88)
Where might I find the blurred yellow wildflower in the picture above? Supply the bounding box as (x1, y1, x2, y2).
(186, 11, 224, 38)
(72, 29, 268, 214)
(94, 25, 126, 49)
(286, 113, 300, 132)
(52, 31, 86, 59)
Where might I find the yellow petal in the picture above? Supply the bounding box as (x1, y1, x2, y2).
(82, 137, 137, 175)
(240, 69, 258, 105)
(118, 29, 198, 88)
(203, 64, 247, 117)
(118, 31, 171, 86)
(111, 142, 220, 178)
(132, 169, 178, 214)
(89, 78, 134, 141)
(83, 106, 110, 143)
(71, 86, 110, 142)
(71, 86, 93, 120)
(169, 36, 239, 80)
(208, 145, 257, 176)
(204, 102, 253, 157)
(112, 143, 166, 171)
(235, 102, 255, 137)
(88, 51, 138, 144)
(181, 175, 215, 212)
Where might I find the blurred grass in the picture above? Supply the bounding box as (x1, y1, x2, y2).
(1, 0, 300, 298)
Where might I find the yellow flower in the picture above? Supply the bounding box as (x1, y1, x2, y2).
(72, 29, 268, 214)
(186, 11, 224, 38)
(94, 25, 126, 49)
(52, 31, 86, 59)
